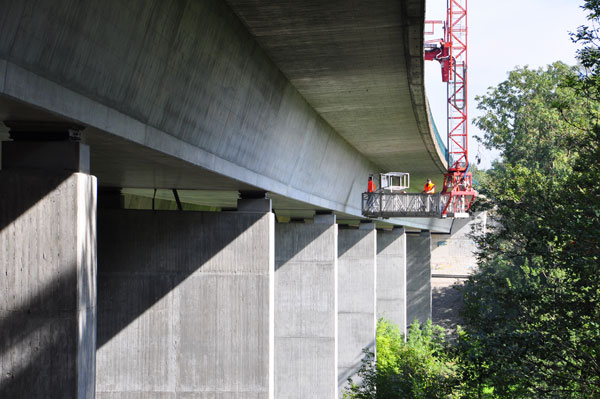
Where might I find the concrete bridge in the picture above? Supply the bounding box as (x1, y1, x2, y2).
(0, 0, 449, 397)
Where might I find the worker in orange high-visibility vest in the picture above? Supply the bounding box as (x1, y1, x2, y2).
(367, 176, 376, 193)
(366, 176, 377, 211)
(423, 178, 435, 194)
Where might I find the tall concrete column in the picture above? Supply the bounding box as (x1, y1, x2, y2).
(0, 140, 97, 398)
(376, 227, 407, 337)
(337, 223, 376, 396)
(275, 214, 338, 399)
(406, 231, 432, 326)
(96, 205, 274, 398)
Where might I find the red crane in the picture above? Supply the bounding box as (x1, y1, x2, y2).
(425, 0, 476, 218)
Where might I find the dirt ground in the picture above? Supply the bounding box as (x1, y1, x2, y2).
(432, 277, 466, 336)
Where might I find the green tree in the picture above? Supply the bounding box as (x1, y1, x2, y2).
(457, 4, 600, 396)
(344, 319, 457, 399)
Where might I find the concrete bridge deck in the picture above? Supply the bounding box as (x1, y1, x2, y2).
(0, 0, 447, 230)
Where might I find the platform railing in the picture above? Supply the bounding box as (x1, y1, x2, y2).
(362, 192, 443, 218)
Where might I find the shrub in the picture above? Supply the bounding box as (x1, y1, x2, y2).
(344, 319, 457, 399)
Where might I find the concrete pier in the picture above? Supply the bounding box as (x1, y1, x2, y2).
(96, 209, 274, 398)
(337, 223, 377, 395)
(376, 228, 407, 336)
(275, 217, 338, 399)
(0, 142, 97, 398)
(406, 231, 432, 325)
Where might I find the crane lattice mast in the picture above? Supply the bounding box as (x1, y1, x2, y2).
(446, 0, 468, 172)
(425, 0, 476, 217)
(360, 1, 476, 219)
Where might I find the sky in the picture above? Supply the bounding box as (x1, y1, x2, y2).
(425, 0, 590, 169)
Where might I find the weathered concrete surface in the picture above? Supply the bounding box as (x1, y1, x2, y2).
(431, 212, 486, 277)
(96, 210, 274, 398)
(0, 0, 445, 217)
(377, 228, 407, 336)
(0, 171, 97, 398)
(0, 0, 382, 215)
(275, 221, 337, 399)
(337, 224, 377, 396)
(406, 231, 431, 325)
(431, 212, 487, 335)
(226, 0, 447, 182)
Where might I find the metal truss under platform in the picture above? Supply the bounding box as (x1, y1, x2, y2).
(362, 192, 469, 219)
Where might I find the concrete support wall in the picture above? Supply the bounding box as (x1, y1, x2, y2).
(337, 224, 376, 395)
(376, 228, 407, 336)
(431, 212, 486, 277)
(0, 171, 97, 398)
(96, 210, 274, 399)
(431, 212, 486, 333)
(406, 231, 432, 326)
(275, 219, 338, 399)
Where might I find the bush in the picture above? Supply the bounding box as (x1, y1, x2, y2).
(344, 319, 457, 399)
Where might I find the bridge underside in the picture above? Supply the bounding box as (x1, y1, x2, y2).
(0, 0, 447, 229)
(0, 1, 453, 398)
(0, 93, 446, 232)
(226, 0, 447, 178)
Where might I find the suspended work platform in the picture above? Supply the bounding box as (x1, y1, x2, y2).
(362, 172, 476, 219)
(362, 192, 441, 218)
(362, 192, 470, 219)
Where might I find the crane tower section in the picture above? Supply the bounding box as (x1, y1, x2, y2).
(425, 0, 468, 172)
(446, 0, 468, 172)
(360, 1, 475, 219)
(425, 0, 475, 218)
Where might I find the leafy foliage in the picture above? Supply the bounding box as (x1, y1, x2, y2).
(456, 2, 600, 397)
(474, 62, 593, 172)
(346, 3, 600, 398)
(344, 319, 457, 399)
